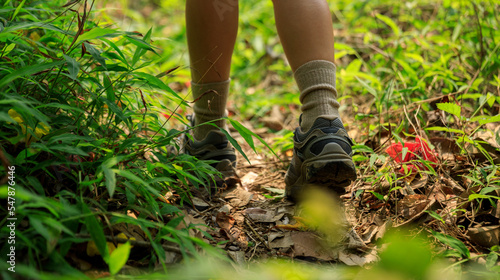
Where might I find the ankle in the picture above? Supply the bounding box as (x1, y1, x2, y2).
(294, 60, 340, 131)
(191, 80, 230, 140)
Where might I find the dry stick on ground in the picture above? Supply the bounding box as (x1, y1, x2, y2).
(248, 241, 261, 262)
(244, 217, 270, 250)
(377, 91, 463, 118)
(250, 177, 283, 189)
(242, 228, 261, 261)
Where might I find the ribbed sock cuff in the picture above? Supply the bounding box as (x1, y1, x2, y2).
(294, 60, 341, 131)
(192, 80, 230, 140)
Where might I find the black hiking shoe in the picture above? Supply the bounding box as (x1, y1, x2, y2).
(183, 115, 237, 178)
(285, 116, 357, 202)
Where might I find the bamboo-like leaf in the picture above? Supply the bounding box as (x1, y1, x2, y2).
(355, 76, 378, 98)
(1, 43, 15, 56)
(229, 119, 280, 162)
(431, 230, 470, 259)
(471, 114, 500, 125)
(63, 54, 79, 80)
(103, 74, 115, 102)
(11, 0, 27, 21)
(369, 190, 385, 201)
(134, 72, 183, 101)
(437, 102, 461, 118)
(376, 13, 401, 36)
(109, 242, 131, 275)
(84, 42, 107, 69)
(82, 204, 109, 262)
(125, 35, 155, 51)
(76, 28, 119, 44)
(0, 61, 64, 89)
(103, 166, 116, 198)
(425, 126, 465, 134)
(469, 193, 500, 201)
(215, 125, 250, 164)
(101, 38, 129, 67)
(3, 21, 69, 34)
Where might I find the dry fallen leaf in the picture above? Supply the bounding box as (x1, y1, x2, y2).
(467, 225, 500, 248)
(339, 249, 378, 266)
(216, 212, 248, 248)
(245, 207, 282, 223)
(240, 171, 259, 186)
(345, 229, 369, 251)
(177, 210, 208, 240)
(397, 194, 429, 219)
(68, 252, 92, 271)
(216, 212, 235, 230)
(223, 187, 254, 207)
(260, 105, 285, 131)
(268, 232, 294, 248)
(291, 231, 339, 261)
(227, 250, 246, 265)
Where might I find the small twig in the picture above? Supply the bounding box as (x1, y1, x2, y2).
(248, 177, 280, 188)
(243, 217, 270, 250)
(248, 241, 260, 262)
(425, 180, 438, 200)
(376, 91, 462, 117)
(368, 44, 390, 58)
(402, 105, 420, 139)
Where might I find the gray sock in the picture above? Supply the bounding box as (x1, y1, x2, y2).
(294, 60, 341, 132)
(191, 80, 230, 140)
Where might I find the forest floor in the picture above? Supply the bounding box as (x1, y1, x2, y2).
(153, 107, 500, 269)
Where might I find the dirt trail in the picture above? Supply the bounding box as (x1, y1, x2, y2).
(181, 123, 379, 266)
(179, 116, 500, 267)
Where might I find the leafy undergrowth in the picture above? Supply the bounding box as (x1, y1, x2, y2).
(1, 0, 500, 279)
(0, 1, 226, 279)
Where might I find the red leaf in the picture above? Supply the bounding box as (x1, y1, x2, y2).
(386, 137, 438, 174)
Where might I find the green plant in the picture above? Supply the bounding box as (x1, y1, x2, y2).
(465, 165, 500, 207)
(0, 1, 227, 278)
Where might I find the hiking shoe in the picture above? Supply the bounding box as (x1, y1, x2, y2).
(285, 117, 357, 201)
(183, 115, 237, 178)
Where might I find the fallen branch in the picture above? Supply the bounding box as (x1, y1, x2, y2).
(244, 217, 270, 250)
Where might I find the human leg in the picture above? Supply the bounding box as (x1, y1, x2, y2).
(186, 0, 238, 140)
(273, 0, 339, 132)
(272, 0, 335, 71)
(272, 0, 356, 200)
(184, 0, 239, 173)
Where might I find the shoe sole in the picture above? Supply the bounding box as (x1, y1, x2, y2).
(286, 142, 357, 201)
